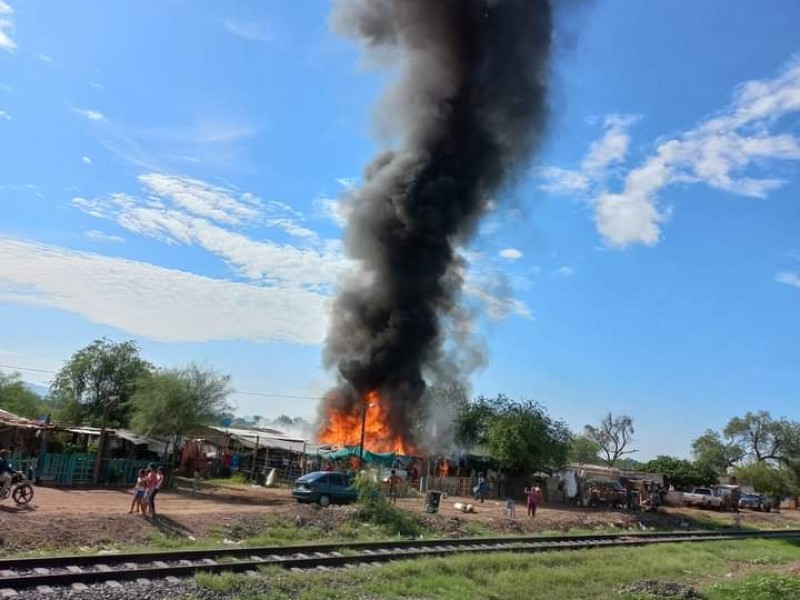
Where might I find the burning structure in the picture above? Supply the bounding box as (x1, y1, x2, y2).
(318, 0, 556, 456)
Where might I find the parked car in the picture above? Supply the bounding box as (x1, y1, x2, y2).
(682, 488, 723, 509)
(291, 471, 358, 507)
(586, 479, 626, 508)
(739, 492, 771, 512)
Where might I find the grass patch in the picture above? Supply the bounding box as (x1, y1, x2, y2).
(706, 573, 800, 599)
(191, 539, 799, 600)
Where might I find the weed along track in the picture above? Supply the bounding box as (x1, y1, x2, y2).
(1, 529, 799, 594)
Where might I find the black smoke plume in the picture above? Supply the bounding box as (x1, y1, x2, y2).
(321, 0, 555, 449)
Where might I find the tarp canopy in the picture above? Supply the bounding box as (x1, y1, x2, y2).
(318, 446, 396, 465)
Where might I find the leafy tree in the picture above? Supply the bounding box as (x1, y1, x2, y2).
(642, 456, 719, 490)
(130, 364, 233, 457)
(723, 411, 794, 463)
(693, 412, 800, 474)
(483, 398, 571, 472)
(733, 461, 795, 501)
(569, 434, 602, 464)
(0, 371, 48, 419)
(584, 413, 636, 467)
(691, 429, 743, 474)
(51, 338, 152, 427)
(452, 394, 495, 448)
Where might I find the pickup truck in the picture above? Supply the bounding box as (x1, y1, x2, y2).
(682, 487, 723, 509)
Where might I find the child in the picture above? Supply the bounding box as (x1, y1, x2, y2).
(129, 469, 147, 514)
(504, 482, 516, 518)
(191, 467, 201, 497)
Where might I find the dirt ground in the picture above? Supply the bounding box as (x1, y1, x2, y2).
(1, 484, 798, 553)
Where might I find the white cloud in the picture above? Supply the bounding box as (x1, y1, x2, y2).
(37, 53, 53, 63)
(74, 108, 106, 122)
(314, 197, 350, 228)
(0, 110, 10, 121)
(0, 1, 15, 52)
(81, 156, 92, 165)
(775, 271, 800, 289)
(552, 266, 576, 278)
(223, 19, 273, 43)
(542, 59, 800, 248)
(499, 248, 523, 260)
(138, 173, 262, 225)
(85, 229, 124, 244)
(539, 115, 639, 195)
(0, 238, 328, 345)
(71, 178, 345, 290)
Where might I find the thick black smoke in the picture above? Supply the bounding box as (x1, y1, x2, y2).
(321, 0, 554, 448)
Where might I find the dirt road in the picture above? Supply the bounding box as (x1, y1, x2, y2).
(1, 484, 797, 553)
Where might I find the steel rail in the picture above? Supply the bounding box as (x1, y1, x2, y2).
(1, 529, 798, 592)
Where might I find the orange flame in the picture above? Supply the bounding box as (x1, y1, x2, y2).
(317, 390, 415, 455)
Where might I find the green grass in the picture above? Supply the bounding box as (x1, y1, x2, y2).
(706, 574, 800, 599)
(189, 539, 799, 600)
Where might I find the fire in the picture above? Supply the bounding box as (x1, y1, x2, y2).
(318, 390, 414, 455)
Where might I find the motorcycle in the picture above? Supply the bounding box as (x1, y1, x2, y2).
(0, 471, 35, 506)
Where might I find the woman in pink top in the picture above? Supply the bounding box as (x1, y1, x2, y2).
(146, 466, 164, 518)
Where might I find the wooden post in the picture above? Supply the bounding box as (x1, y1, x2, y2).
(92, 397, 111, 485)
(251, 436, 259, 482)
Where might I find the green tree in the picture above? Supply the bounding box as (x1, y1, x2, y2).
(584, 413, 637, 467)
(483, 398, 571, 472)
(723, 411, 794, 463)
(130, 364, 233, 456)
(691, 429, 743, 475)
(569, 434, 602, 464)
(0, 371, 47, 419)
(51, 338, 152, 427)
(453, 396, 495, 448)
(733, 461, 795, 501)
(642, 456, 718, 490)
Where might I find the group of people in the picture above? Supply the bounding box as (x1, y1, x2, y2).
(128, 464, 164, 518)
(503, 481, 543, 518)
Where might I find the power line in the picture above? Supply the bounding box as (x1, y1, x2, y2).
(0, 363, 322, 402)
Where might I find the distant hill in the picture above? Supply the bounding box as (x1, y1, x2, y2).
(24, 382, 50, 397)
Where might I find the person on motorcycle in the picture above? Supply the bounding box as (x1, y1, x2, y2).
(0, 449, 14, 498)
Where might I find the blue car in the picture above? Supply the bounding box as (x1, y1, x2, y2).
(291, 471, 358, 507)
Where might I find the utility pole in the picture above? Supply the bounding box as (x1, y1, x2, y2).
(358, 396, 368, 470)
(92, 394, 118, 485)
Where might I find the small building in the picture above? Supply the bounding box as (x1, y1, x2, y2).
(0, 408, 51, 457)
(181, 424, 312, 484)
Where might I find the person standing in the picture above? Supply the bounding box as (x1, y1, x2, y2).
(148, 466, 165, 518)
(0, 450, 14, 499)
(387, 469, 401, 504)
(129, 469, 147, 513)
(474, 474, 487, 503)
(524, 482, 538, 517)
(191, 468, 201, 497)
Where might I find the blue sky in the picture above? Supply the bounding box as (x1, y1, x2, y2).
(1, 1, 798, 460)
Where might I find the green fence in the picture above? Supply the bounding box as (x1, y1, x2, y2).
(12, 453, 169, 488)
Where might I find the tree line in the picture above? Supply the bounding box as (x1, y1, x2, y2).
(0, 338, 232, 453)
(425, 383, 800, 498)
(1, 339, 797, 499)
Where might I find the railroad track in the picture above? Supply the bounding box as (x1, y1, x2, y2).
(1, 529, 798, 593)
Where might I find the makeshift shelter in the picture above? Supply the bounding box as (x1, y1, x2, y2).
(0, 409, 50, 458)
(182, 424, 311, 484)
